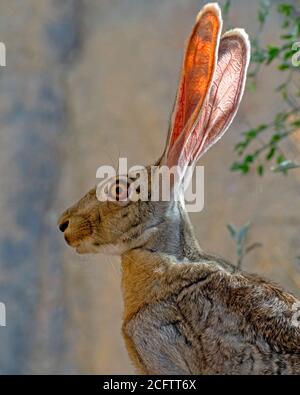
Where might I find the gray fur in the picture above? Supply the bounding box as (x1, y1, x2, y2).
(120, 204, 300, 375)
(58, 3, 300, 374)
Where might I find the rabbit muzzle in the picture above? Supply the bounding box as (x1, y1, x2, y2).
(57, 209, 97, 253)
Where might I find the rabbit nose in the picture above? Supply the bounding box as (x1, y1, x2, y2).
(59, 220, 69, 233)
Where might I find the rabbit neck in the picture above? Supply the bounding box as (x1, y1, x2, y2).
(121, 202, 201, 319)
(137, 201, 233, 269)
(141, 201, 204, 262)
(121, 202, 234, 321)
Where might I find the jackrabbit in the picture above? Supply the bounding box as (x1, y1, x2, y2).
(58, 3, 300, 374)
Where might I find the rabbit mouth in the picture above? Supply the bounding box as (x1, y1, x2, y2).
(74, 238, 130, 256)
(68, 237, 100, 254)
(64, 240, 95, 254)
(75, 240, 128, 255)
(58, 214, 97, 253)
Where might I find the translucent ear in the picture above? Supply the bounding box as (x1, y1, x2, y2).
(167, 28, 250, 178)
(162, 3, 222, 169)
(188, 29, 251, 165)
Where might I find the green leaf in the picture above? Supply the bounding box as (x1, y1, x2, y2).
(297, 21, 300, 36)
(278, 63, 290, 70)
(274, 112, 289, 131)
(227, 222, 252, 260)
(275, 112, 289, 123)
(280, 34, 294, 40)
(252, 48, 267, 63)
(283, 49, 296, 60)
(237, 222, 251, 246)
(258, 0, 271, 25)
(291, 120, 300, 127)
(247, 81, 257, 92)
(276, 155, 285, 164)
(231, 162, 250, 174)
(282, 19, 290, 29)
(234, 141, 248, 155)
(243, 124, 268, 139)
(271, 134, 282, 143)
(222, 0, 231, 15)
(227, 223, 237, 239)
(267, 46, 280, 64)
(277, 4, 294, 17)
(266, 147, 276, 160)
(245, 155, 254, 163)
(271, 160, 300, 173)
(257, 164, 264, 176)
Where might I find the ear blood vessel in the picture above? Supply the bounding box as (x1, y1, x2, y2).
(58, 3, 300, 374)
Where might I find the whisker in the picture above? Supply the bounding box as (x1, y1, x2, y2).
(108, 256, 120, 283)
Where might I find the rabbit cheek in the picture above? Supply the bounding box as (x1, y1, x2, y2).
(64, 217, 93, 247)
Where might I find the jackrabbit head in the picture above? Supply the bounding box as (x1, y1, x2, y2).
(58, 3, 250, 255)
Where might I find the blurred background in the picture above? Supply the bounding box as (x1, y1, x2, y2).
(0, 0, 299, 374)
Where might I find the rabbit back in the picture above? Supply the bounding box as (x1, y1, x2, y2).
(123, 260, 300, 375)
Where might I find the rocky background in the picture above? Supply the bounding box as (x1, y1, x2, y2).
(0, 0, 299, 374)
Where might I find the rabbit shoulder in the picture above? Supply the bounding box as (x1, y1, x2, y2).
(123, 254, 300, 374)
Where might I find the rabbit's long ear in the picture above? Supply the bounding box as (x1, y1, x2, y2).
(165, 28, 250, 177)
(162, 3, 222, 168)
(187, 29, 251, 165)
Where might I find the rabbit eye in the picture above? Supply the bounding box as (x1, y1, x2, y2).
(108, 177, 130, 202)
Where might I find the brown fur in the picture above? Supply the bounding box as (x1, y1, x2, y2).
(58, 191, 300, 374)
(58, 3, 300, 374)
